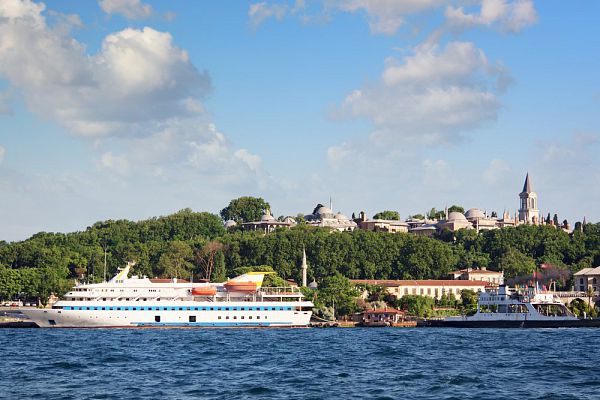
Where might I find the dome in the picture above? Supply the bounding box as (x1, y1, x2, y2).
(335, 212, 348, 220)
(447, 211, 467, 221)
(465, 208, 485, 219)
(224, 220, 237, 228)
(315, 206, 333, 216)
(308, 280, 318, 289)
(283, 216, 296, 224)
(261, 213, 276, 222)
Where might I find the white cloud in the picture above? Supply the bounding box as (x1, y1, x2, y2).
(446, 0, 537, 33)
(249, 2, 289, 27)
(99, 0, 153, 19)
(483, 159, 511, 185)
(0, 146, 5, 163)
(339, 41, 508, 147)
(99, 151, 131, 175)
(234, 149, 263, 172)
(0, 1, 209, 137)
(333, 0, 445, 35)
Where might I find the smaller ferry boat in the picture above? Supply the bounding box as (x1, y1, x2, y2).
(419, 285, 600, 328)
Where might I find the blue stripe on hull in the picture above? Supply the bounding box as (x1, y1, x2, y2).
(133, 322, 292, 327)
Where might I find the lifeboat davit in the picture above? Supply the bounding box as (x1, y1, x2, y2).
(224, 281, 258, 293)
(192, 286, 217, 296)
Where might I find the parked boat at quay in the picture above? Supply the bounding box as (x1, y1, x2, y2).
(20, 262, 313, 328)
(418, 285, 600, 328)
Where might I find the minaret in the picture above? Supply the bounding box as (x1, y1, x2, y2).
(301, 247, 308, 287)
(518, 173, 539, 224)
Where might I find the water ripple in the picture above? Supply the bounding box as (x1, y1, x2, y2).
(1, 327, 600, 399)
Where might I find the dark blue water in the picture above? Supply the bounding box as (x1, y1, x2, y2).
(1, 328, 599, 399)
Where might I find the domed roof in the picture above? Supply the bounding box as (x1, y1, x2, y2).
(261, 213, 276, 222)
(308, 280, 318, 289)
(447, 211, 467, 221)
(465, 208, 485, 219)
(224, 220, 237, 228)
(283, 216, 296, 224)
(335, 212, 348, 220)
(315, 206, 333, 216)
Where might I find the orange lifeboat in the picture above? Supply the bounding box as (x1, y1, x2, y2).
(192, 286, 217, 296)
(224, 281, 258, 293)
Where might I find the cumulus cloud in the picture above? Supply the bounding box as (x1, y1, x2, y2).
(249, 1, 289, 27)
(99, 0, 153, 19)
(0, 0, 209, 137)
(446, 0, 537, 33)
(339, 41, 508, 147)
(333, 0, 445, 35)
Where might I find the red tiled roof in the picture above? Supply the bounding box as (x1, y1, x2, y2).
(352, 279, 489, 287)
(448, 269, 503, 275)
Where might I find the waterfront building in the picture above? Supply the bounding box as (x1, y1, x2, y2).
(352, 279, 489, 301)
(241, 209, 296, 234)
(353, 308, 405, 326)
(518, 173, 540, 224)
(573, 267, 600, 292)
(448, 268, 504, 285)
(305, 204, 357, 232)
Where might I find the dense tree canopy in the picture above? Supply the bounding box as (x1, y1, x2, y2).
(373, 210, 400, 220)
(1, 204, 599, 306)
(220, 196, 271, 223)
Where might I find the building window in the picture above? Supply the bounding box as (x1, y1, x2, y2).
(580, 278, 584, 284)
(594, 278, 597, 285)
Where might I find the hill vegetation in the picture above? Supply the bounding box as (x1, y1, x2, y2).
(1, 205, 599, 307)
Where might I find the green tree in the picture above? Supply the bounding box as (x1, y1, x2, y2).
(497, 248, 537, 279)
(448, 205, 465, 214)
(373, 210, 400, 220)
(158, 241, 194, 279)
(396, 295, 435, 317)
(220, 196, 271, 223)
(316, 274, 360, 318)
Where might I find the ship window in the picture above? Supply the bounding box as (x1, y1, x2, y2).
(178, 307, 183, 311)
(241, 316, 244, 319)
(116, 307, 121, 311)
(218, 316, 222, 320)
(189, 316, 196, 323)
(101, 307, 106, 310)
(257, 316, 260, 319)
(249, 316, 252, 319)
(233, 316, 237, 320)
(225, 307, 229, 311)
(48, 320, 56, 326)
(155, 316, 160, 322)
(103, 298, 106, 301)
(226, 316, 229, 320)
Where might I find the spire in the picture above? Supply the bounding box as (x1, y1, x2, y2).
(522, 172, 532, 193)
(301, 246, 307, 287)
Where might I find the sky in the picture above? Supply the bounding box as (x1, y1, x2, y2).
(0, 0, 599, 241)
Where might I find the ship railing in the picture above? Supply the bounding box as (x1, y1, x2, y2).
(258, 287, 303, 295)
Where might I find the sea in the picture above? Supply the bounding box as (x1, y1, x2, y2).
(1, 328, 599, 400)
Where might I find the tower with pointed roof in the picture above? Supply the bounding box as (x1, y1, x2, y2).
(301, 247, 308, 287)
(518, 173, 539, 224)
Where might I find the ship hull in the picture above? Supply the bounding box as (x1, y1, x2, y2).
(418, 319, 600, 328)
(21, 302, 312, 328)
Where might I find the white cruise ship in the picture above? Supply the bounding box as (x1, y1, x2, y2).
(21, 262, 313, 328)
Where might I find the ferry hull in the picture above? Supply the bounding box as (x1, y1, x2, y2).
(418, 319, 600, 328)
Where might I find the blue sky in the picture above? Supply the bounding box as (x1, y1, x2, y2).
(0, 0, 599, 241)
